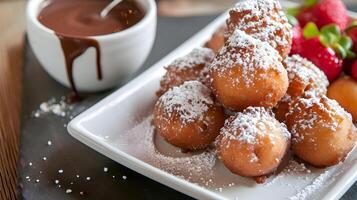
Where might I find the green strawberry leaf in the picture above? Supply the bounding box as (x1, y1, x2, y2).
(306, 23, 354, 60)
(327, 32, 338, 44)
(286, 7, 300, 17)
(303, 22, 320, 39)
(334, 44, 347, 59)
(320, 24, 340, 37)
(319, 34, 330, 47)
(346, 50, 356, 59)
(304, 0, 319, 7)
(338, 36, 352, 49)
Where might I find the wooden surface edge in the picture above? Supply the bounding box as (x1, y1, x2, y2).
(0, 1, 26, 199)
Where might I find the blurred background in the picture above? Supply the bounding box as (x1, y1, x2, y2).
(156, 0, 357, 16)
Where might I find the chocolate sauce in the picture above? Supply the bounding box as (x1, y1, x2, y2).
(57, 34, 102, 102)
(38, 0, 144, 101)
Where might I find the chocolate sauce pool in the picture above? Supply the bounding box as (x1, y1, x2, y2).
(38, 0, 144, 101)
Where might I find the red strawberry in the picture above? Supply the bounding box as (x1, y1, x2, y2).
(299, 37, 343, 82)
(296, 0, 348, 30)
(346, 21, 357, 54)
(290, 24, 304, 55)
(351, 60, 357, 80)
(296, 8, 316, 28)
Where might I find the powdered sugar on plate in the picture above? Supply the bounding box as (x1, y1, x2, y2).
(113, 114, 357, 199)
(288, 169, 332, 200)
(118, 115, 217, 183)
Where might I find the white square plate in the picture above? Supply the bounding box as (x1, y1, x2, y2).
(68, 2, 357, 199)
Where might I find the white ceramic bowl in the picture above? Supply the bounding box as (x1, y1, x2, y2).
(27, 0, 157, 92)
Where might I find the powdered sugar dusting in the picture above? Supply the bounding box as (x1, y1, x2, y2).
(122, 116, 216, 180)
(227, 0, 292, 56)
(32, 97, 73, 117)
(157, 47, 214, 96)
(210, 30, 283, 86)
(169, 47, 215, 69)
(114, 114, 357, 198)
(284, 55, 329, 97)
(265, 160, 312, 187)
(288, 96, 352, 143)
(156, 81, 214, 124)
(219, 107, 290, 145)
(288, 170, 332, 200)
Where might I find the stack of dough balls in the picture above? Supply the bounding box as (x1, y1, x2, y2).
(274, 55, 329, 122)
(153, 0, 356, 183)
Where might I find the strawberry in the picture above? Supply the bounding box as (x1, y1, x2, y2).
(285, 14, 304, 55)
(351, 60, 357, 80)
(296, 7, 315, 29)
(295, 0, 348, 30)
(346, 21, 357, 54)
(296, 23, 355, 82)
(299, 37, 343, 81)
(290, 24, 304, 55)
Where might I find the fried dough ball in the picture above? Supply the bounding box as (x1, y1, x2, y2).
(327, 76, 357, 122)
(283, 55, 329, 97)
(209, 30, 288, 111)
(154, 81, 225, 150)
(156, 47, 215, 96)
(274, 95, 294, 123)
(285, 96, 357, 167)
(274, 55, 329, 121)
(216, 107, 291, 178)
(225, 0, 292, 58)
(205, 26, 226, 53)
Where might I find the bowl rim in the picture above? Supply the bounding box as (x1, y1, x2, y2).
(26, 0, 157, 41)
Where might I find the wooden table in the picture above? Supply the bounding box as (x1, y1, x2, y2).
(0, 1, 25, 199)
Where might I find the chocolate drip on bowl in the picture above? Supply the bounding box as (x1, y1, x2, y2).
(57, 34, 102, 102)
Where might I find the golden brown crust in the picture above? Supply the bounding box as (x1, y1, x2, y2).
(286, 96, 357, 167)
(205, 26, 226, 54)
(215, 107, 290, 177)
(157, 48, 215, 97)
(209, 30, 288, 112)
(327, 76, 357, 122)
(154, 81, 225, 150)
(157, 64, 205, 97)
(274, 55, 329, 122)
(225, 0, 292, 58)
